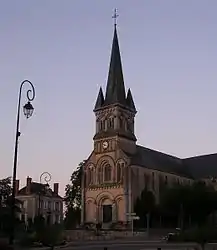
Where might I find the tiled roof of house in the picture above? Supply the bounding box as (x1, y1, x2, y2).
(18, 182, 62, 199)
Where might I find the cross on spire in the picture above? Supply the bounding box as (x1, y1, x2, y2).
(112, 8, 119, 26)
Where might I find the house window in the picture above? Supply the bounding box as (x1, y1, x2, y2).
(55, 202, 59, 211)
(165, 176, 168, 185)
(40, 200, 44, 209)
(55, 215, 60, 224)
(104, 164, 112, 182)
(44, 201, 47, 209)
(48, 201, 51, 210)
(23, 200, 28, 209)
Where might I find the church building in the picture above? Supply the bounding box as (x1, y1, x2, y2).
(81, 24, 217, 226)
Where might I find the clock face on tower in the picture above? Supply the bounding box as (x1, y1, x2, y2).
(102, 141, 109, 149)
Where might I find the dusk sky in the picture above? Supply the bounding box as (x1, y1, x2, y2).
(1, 0, 217, 196)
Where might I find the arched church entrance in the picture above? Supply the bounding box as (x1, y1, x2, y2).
(101, 198, 113, 224)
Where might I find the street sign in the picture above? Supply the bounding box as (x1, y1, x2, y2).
(126, 212, 136, 216)
(132, 216, 140, 220)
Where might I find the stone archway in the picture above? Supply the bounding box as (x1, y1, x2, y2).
(101, 198, 112, 223)
(96, 192, 114, 224)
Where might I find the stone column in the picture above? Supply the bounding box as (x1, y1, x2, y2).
(81, 170, 85, 224)
(128, 167, 132, 214)
(95, 201, 98, 223)
(123, 166, 129, 222)
(112, 201, 116, 222)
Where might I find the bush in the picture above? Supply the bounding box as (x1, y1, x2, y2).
(18, 232, 37, 247)
(169, 226, 217, 244)
(40, 224, 65, 247)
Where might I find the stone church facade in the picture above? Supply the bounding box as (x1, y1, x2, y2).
(81, 25, 217, 226)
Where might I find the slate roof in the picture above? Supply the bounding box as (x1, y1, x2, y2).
(94, 26, 136, 112)
(125, 145, 217, 180)
(18, 182, 62, 199)
(183, 153, 217, 179)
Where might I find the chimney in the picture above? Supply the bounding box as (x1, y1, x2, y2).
(53, 183, 59, 195)
(26, 176, 32, 194)
(15, 180, 19, 196)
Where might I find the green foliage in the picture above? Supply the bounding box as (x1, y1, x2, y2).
(0, 177, 11, 199)
(134, 189, 156, 227)
(64, 206, 81, 229)
(0, 177, 22, 235)
(134, 181, 217, 229)
(39, 224, 64, 247)
(64, 161, 85, 228)
(159, 181, 217, 227)
(17, 224, 65, 248)
(169, 226, 217, 245)
(18, 232, 37, 247)
(33, 215, 46, 234)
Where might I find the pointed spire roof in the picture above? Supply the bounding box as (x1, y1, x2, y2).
(94, 87, 104, 110)
(126, 88, 136, 111)
(104, 26, 126, 106)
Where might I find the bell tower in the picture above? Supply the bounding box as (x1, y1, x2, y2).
(93, 24, 137, 154)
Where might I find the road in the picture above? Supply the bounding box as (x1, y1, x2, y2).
(63, 240, 198, 250)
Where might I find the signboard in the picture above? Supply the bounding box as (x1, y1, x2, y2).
(132, 216, 140, 220)
(126, 212, 136, 216)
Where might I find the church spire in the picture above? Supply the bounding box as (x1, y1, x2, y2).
(126, 88, 136, 112)
(104, 22, 126, 106)
(94, 87, 104, 110)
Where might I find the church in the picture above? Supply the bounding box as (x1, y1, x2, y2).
(81, 23, 217, 226)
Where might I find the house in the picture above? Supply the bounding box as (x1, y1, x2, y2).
(15, 176, 63, 225)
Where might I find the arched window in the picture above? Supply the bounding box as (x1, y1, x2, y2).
(104, 164, 112, 182)
(117, 162, 124, 182)
(108, 117, 114, 129)
(99, 120, 106, 131)
(87, 167, 94, 186)
(119, 117, 124, 129)
(98, 167, 102, 184)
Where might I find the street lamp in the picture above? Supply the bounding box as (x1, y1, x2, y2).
(10, 80, 35, 245)
(38, 172, 52, 215)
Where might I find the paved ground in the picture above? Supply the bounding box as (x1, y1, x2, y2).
(63, 241, 198, 250)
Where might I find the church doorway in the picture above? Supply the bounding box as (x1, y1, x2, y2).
(102, 204, 112, 223)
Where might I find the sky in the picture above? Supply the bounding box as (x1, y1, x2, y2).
(1, 0, 217, 197)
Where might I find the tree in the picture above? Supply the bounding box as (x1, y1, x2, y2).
(159, 181, 217, 228)
(134, 189, 156, 228)
(0, 177, 22, 235)
(64, 161, 85, 228)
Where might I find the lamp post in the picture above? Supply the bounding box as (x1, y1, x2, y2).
(38, 172, 52, 215)
(10, 80, 35, 245)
